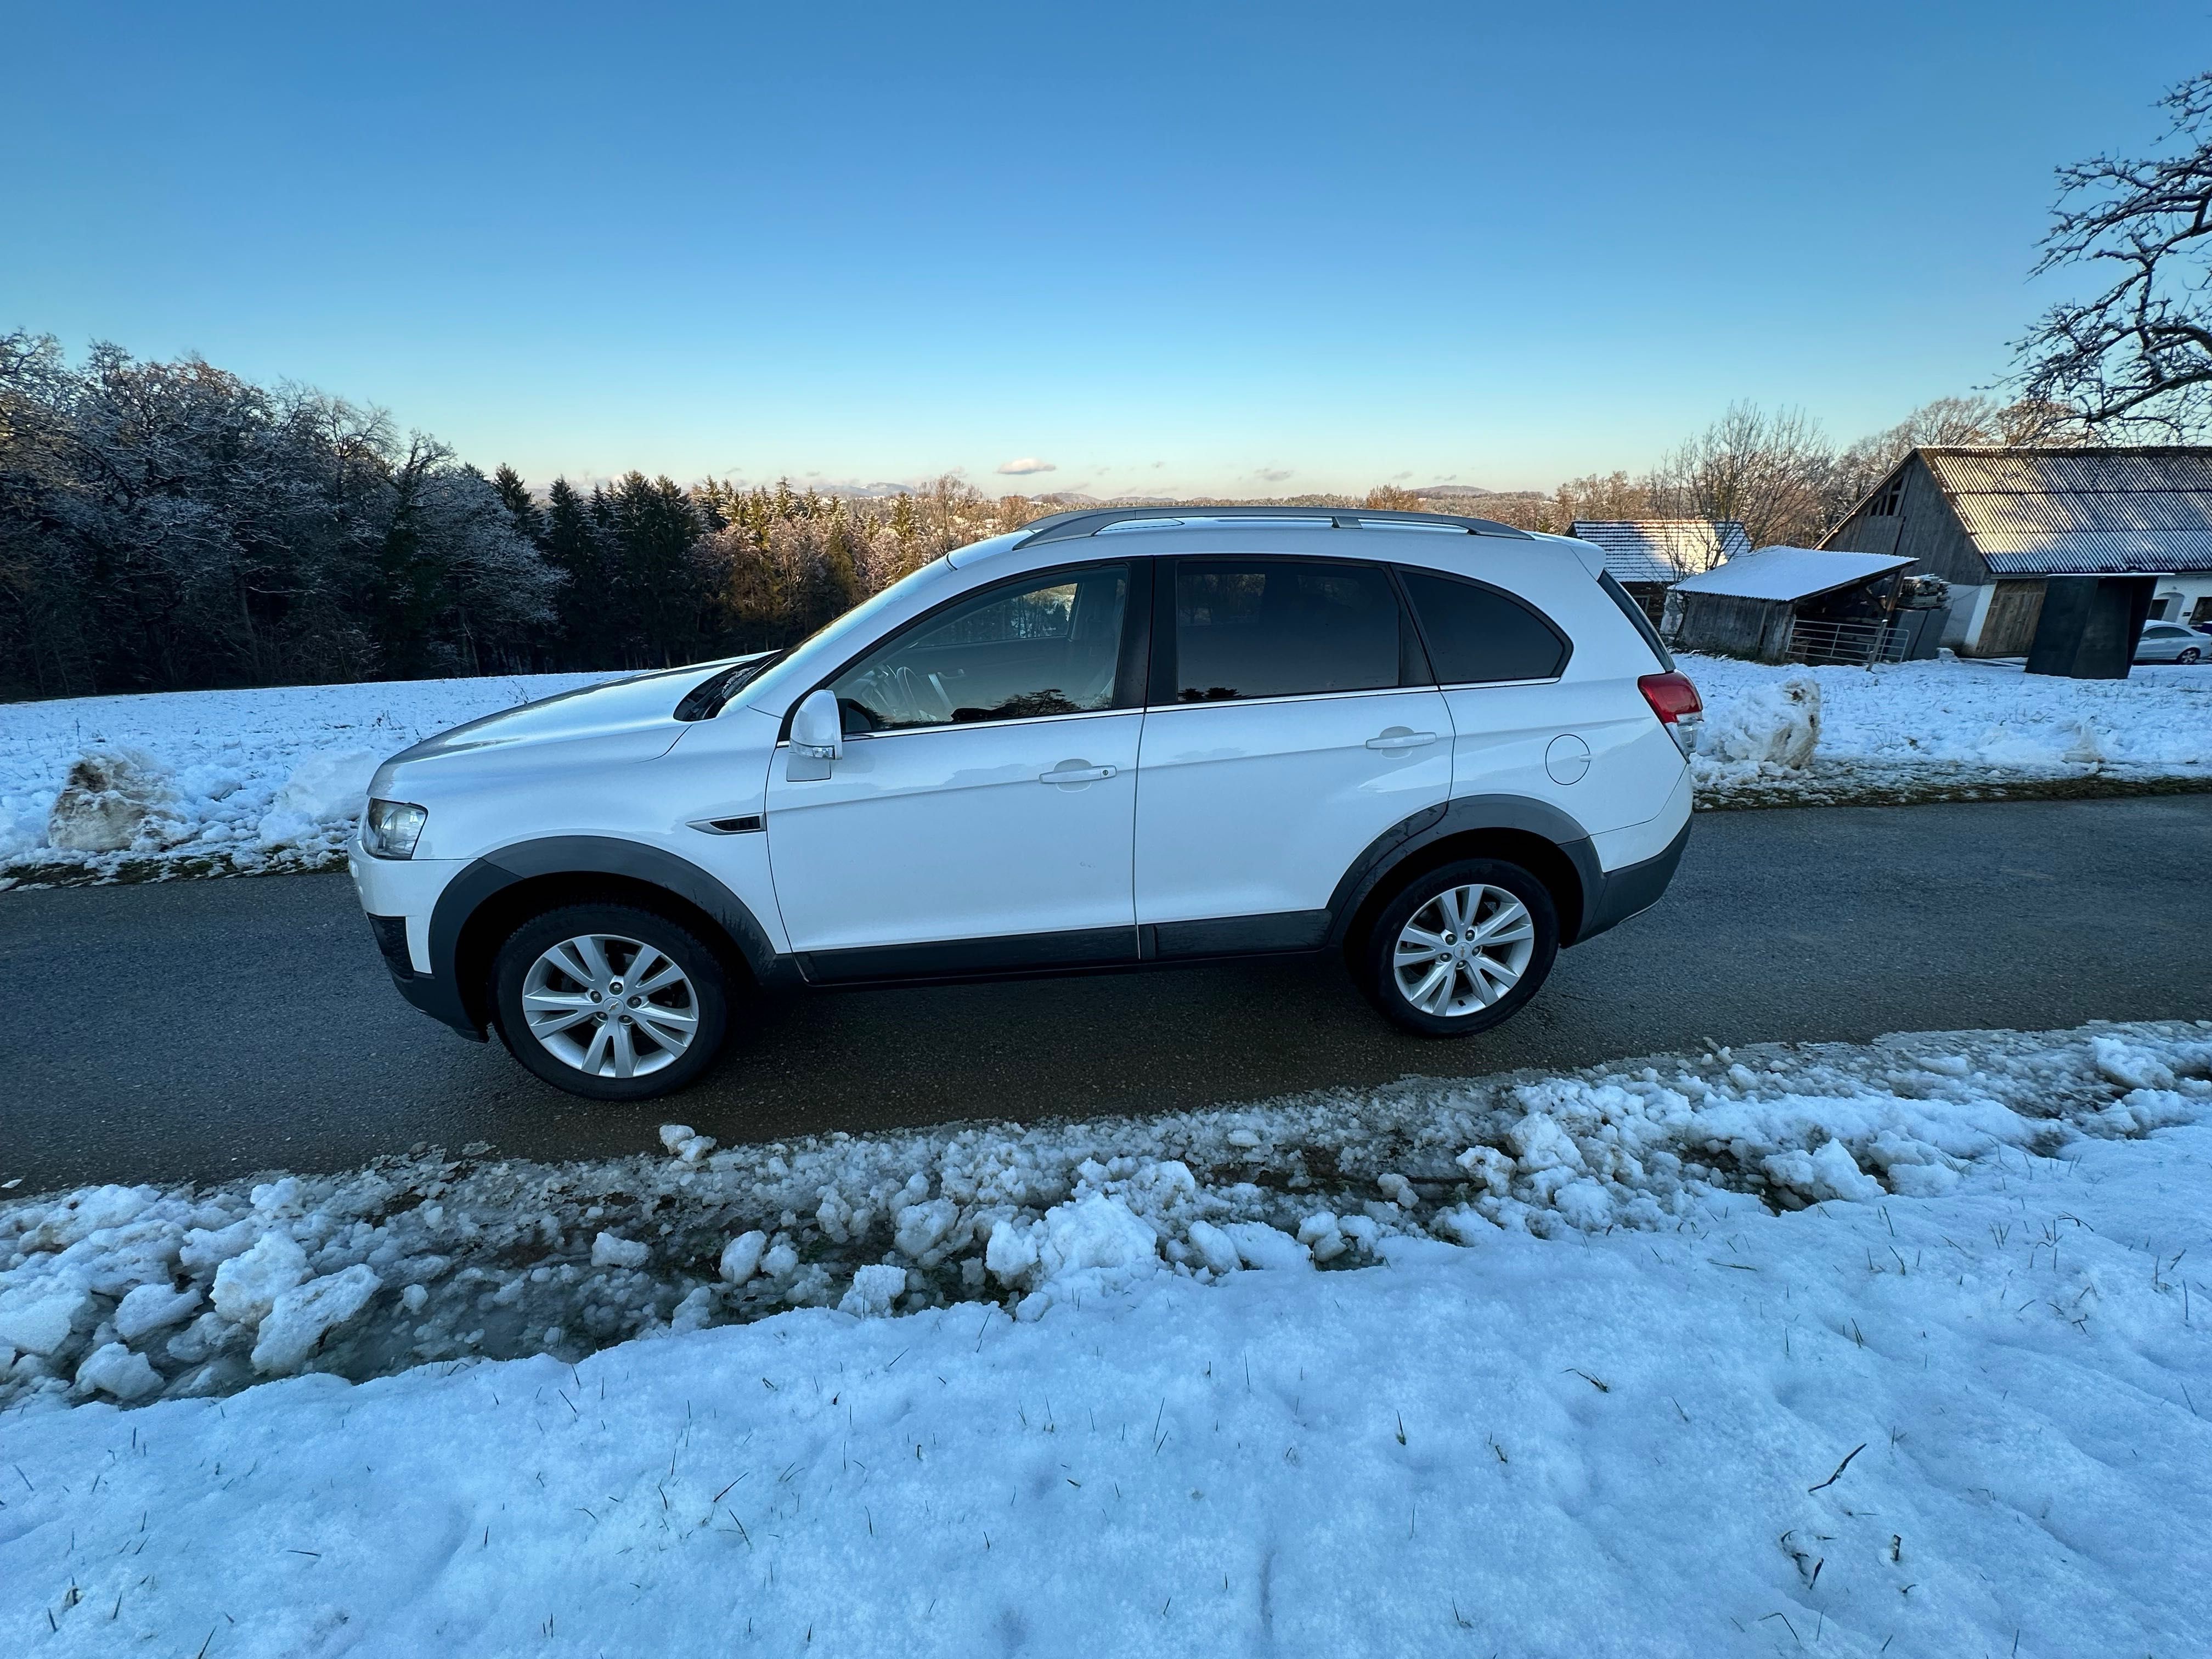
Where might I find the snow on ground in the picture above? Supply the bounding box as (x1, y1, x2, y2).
(2, 654, 2207, 883)
(3, 1025, 2209, 1655)
(0, 672, 620, 885)
(1685, 652, 2212, 808)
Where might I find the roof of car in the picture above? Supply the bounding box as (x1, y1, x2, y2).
(1012, 505, 1534, 546)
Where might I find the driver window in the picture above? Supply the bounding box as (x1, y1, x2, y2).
(829, 565, 1128, 733)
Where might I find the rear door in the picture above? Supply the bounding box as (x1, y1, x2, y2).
(765, 562, 1146, 973)
(1133, 557, 1451, 942)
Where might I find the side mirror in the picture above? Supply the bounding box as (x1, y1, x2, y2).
(786, 687, 843, 781)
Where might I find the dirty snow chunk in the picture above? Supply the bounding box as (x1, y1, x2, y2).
(1297, 1212, 1349, 1263)
(894, 1198, 957, 1260)
(1434, 1205, 1499, 1246)
(400, 1284, 428, 1313)
(1761, 1138, 1886, 1203)
(74, 1342, 162, 1401)
(1184, 1219, 1242, 1276)
(114, 1283, 202, 1342)
(760, 1243, 799, 1281)
(253, 748, 377, 848)
(839, 1264, 908, 1318)
(210, 1232, 308, 1328)
(2092, 1036, 2177, 1093)
(1222, 1221, 1310, 1272)
(996, 1195, 1160, 1306)
(45, 748, 174, 853)
(719, 1231, 768, 1285)
(1227, 1129, 1262, 1149)
(657, 1124, 717, 1161)
(33, 1183, 156, 1245)
(179, 1218, 258, 1273)
(0, 1288, 87, 1357)
(1377, 1172, 1417, 1207)
(1697, 675, 1820, 768)
(250, 1265, 382, 1375)
(670, 1286, 715, 1333)
(591, 1232, 650, 1269)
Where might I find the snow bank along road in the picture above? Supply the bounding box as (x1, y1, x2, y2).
(3, 655, 2207, 885)
(2, 1023, 2208, 1656)
(7, 794, 2211, 1194)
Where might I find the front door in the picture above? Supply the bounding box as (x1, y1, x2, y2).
(765, 563, 1142, 975)
(1135, 558, 1451, 938)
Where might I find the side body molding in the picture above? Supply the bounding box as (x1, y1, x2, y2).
(1323, 793, 1606, 949)
(414, 836, 789, 1037)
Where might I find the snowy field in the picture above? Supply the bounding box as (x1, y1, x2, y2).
(1686, 653, 2212, 808)
(2, 1022, 2208, 1655)
(0, 671, 622, 885)
(0, 655, 2208, 885)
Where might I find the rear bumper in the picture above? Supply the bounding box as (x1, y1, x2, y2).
(1571, 814, 1691, 945)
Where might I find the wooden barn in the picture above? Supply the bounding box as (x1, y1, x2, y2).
(1660, 547, 1917, 664)
(1820, 447, 2212, 656)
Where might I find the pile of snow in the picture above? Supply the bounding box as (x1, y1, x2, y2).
(0, 670, 620, 883)
(1684, 653, 2212, 804)
(2, 1021, 2204, 1414)
(4, 1030, 2208, 1656)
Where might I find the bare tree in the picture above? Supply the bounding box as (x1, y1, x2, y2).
(1648, 402, 1837, 549)
(2016, 71, 2212, 437)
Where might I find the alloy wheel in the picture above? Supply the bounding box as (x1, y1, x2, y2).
(1391, 884, 1537, 1018)
(520, 933, 699, 1079)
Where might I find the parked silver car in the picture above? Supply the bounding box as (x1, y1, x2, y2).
(2136, 622, 2207, 664)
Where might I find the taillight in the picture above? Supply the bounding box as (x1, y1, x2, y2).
(1638, 672, 1702, 755)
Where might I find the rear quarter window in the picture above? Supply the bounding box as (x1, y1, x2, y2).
(1397, 569, 1570, 683)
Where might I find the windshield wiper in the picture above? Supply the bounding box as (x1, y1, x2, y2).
(674, 650, 786, 722)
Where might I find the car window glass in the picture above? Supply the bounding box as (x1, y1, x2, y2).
(1398, 569, 1570, 682)
(1173, 561, 1405, 701)
(830, 566, 1127, 732)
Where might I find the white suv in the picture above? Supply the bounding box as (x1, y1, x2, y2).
(351, 508, 1700, 1100)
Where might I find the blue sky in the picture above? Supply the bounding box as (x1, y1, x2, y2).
(7, 2, 2204, 496)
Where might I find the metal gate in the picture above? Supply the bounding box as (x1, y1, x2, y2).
(1782, 617, 1906, 667)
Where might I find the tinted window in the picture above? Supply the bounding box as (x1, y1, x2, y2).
(1173, 561, 1410, 702)
(1400, 570, 1570, 682)
(831, 566, 1126, 731)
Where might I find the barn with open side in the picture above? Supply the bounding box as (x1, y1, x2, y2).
(1660, 546, 1916, 664)
(1820, 447, 2212, 656)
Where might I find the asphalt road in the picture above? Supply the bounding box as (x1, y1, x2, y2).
(8, 795, 2211, 1193)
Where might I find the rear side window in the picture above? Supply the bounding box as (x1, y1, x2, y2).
(1171, 560, 1417, 701)
(1397, 569, 1570, 683)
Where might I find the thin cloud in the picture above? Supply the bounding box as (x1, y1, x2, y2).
(996, 457, 1057, 476)
(1254, 467, 1294, 483)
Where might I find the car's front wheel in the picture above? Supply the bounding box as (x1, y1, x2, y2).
(2181, 647, 2203, 664)
(490, 903, 730, 1099)
(1358, 858, 1559, 1037)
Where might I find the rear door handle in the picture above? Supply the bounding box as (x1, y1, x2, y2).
(1365, 729, 1437, 750)
(1040, 763, 1117, 784)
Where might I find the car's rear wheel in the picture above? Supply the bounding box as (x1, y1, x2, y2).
(490, 904, 730, 1100)
(1358, 858, 1559, 1037)
(2181, 646, 2202, 664)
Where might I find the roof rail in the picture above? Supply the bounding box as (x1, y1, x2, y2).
(1012, 504, 1533, 547)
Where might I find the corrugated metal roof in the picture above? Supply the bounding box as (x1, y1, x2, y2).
(1671, 546, 1913, 602)
(1568, 520, 1751, 584)
(1918, 447, 2212, 574)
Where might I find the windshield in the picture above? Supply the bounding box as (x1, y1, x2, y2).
(735, 558, 956, 710)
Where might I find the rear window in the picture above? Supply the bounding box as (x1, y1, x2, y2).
(1171, 560, 1417, 701)
(1397, 570, 1570, 683)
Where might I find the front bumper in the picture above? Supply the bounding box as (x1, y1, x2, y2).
(349, 844, 483, 1039)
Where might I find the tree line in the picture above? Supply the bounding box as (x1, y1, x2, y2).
(0, 332, 1053, 699)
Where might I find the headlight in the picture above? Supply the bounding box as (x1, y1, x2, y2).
(363, 799, 428, 860)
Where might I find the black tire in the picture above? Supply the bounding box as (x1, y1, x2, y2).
(490, 902, 731, 1101)
(1357, 857, 1559, 1038)
(2181, 647, 2202, 664)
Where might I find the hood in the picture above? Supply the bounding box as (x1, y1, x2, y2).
(371, 657, 759, 792)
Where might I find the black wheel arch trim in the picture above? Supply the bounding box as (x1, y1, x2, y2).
(1323, 793, 1611, 950)
(417, 836, 789, 1038)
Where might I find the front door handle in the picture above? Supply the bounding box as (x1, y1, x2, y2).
(1040, 763, 1117, 785)
(1366, 728, 1438, 750)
